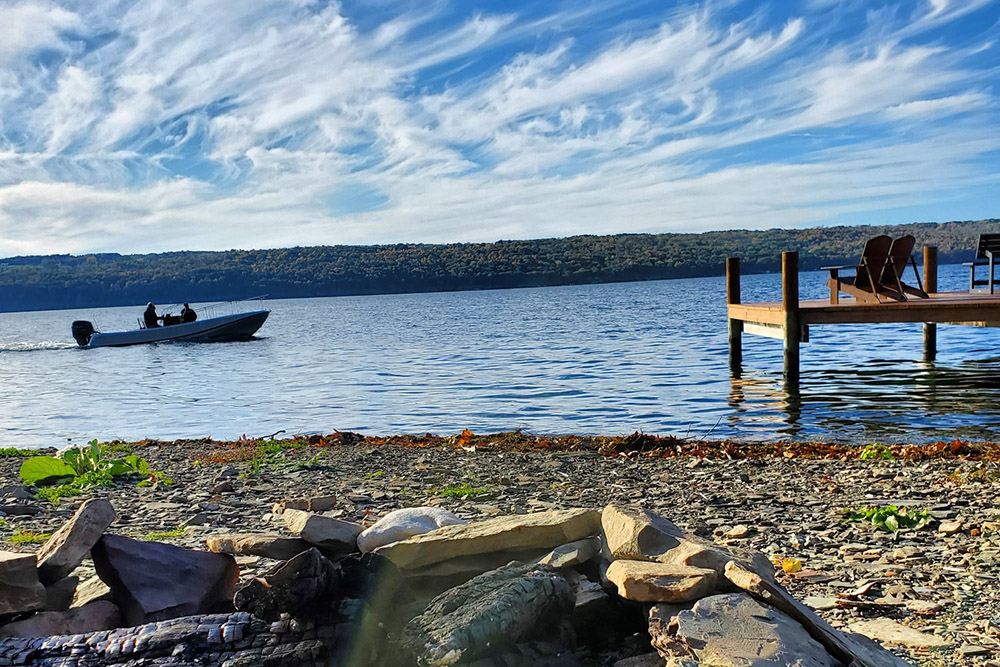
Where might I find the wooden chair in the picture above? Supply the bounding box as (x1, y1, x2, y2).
(879, 234, 928, 301)
(823, 235, 893, 304)
(964, 233, 1000, 294)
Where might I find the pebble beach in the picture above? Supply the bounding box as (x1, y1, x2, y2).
(2, 432, 1000, 666)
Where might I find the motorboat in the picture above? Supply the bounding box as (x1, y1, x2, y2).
(71, 302, 269, 348)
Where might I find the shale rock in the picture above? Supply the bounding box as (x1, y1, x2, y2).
(91, 533, 239, 626)
(400, 562, 573, 666)
(537, 537, 602, 569)
(43, 575, 78, 611)
(71, 575, 111, 607)
(283, 509, 362, 555)
(848, 618, 952, 649)
(0, 600, 121, 638)
(206, 532, 311, 560)
(234, 548, 339, 621)
(376, 508, 601, 570)
(36, 498, 116, 585)
(357, 506, 466, 552)
(671, 593, 839, 667)
(602, 505, 773, 580)
(605, 561, 717, 603)
(0, 550, 45, 615)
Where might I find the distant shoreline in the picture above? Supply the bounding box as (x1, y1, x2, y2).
(1, 219, 996, 313)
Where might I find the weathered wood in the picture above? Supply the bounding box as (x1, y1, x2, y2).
(400, 562, 573, 666)
(782, 251, 800, 381)
(234, 548, 339, 622)
(732, 292, 1000, 326)
(723, 562, 910, 667)
(0, 612, 335, 667)
(923, 245, 938, 362)
(726, 257, 742, 375)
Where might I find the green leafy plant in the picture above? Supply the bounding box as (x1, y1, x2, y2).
(859, 444, 896, 460)
(842, 505, 933, 532)
(364, 470, 386, 479)
(10, 529, 52, 545)
(20, 439, 165, 502)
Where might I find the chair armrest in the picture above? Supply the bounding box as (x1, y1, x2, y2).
(821, 264, 860, 271)
(965, 259, 990, 266)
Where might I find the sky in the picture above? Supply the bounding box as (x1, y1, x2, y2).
(0, 0, 998, 257)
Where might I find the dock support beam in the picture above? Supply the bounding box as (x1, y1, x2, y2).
(783, 251, 800, 381)
(923, 245, 937, 362)
(727, 257, 742, 376)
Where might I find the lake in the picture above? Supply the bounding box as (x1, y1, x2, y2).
(2, 263, 1000, 449)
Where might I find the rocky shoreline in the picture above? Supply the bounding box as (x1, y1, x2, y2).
(2, 432, 1000, 665)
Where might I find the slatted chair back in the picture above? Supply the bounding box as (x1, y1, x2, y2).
(881, 234, 915, 285)
(975, 234, 1000, 260)
(855, 235, 892, 290)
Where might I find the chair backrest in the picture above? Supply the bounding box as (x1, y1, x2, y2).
(976, 234, 1000, 259)
(882, 234, 915, 283)
(856, 235, 892, 289)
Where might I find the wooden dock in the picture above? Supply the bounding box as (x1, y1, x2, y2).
(727, 247, 1000, 379)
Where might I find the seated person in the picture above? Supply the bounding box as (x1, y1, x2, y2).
(180, 303, 197, 323)
(143, 302, 160, 328)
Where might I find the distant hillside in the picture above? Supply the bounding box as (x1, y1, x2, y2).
(1, 219, 996, 312)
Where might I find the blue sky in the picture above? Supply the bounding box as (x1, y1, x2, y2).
(0, 0, 997, 256)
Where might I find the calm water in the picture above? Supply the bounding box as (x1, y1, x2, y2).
(2, 264, 1000, 449)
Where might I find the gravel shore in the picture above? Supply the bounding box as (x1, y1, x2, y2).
(2, 432, 999, 666)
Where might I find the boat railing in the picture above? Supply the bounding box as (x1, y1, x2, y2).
(163, 295, 268, 322)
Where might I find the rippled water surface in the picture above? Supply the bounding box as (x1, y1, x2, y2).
(3, 264, 1000, 448)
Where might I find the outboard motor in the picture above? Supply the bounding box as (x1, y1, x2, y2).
(71, 320, 96, 347)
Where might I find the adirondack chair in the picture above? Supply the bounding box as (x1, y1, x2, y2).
(823, 235, 893, 304)
(964, 233, 1000, 294)
(879, 234, 928, 301)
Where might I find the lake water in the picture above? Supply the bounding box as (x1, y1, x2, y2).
(2, 264, 1000, 449)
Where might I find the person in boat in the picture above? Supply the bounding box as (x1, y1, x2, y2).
(143, 302, 160, 328)
(181, 303, 197, 323)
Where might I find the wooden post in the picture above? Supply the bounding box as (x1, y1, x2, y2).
(727, 257, 742, 376)
(782, 251, 800, 381)
(923, 245, 937, 362)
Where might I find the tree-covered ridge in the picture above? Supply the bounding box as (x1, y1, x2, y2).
(1, 219, 996, 312)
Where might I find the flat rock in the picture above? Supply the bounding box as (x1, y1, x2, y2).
(848, 618, 952, 648)
(357, 506, 465, 552)
(673, 593, 839, 667)
(71, 576, 111, 607)
(0, 600, 120, 638)
(205, 533, 311, 560)
(536, 537, 602, 569)
(602, 505, 773, 580)
(36, 498, 116, 585)
(937, 520, 963, 535)
(283, 509, 362, 555)
(375, 508, 601, 570)
(91, 534, 238, 626)
(605, 560, 717, 603)
(0, 550, 46, 615)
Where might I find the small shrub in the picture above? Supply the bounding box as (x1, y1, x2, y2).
(143, 526, 187, 541)
(430, 483, 496, 499)
(0, 448, 36, 458)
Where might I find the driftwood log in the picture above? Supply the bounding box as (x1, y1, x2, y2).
(400, 562, 573, 666)
(0, 611, 337, 667)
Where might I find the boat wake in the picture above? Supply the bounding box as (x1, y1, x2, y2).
(0, 341, 78, 353)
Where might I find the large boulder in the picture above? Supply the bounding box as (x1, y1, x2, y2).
(91, 534, 239, 626)
(0, 551, 45, 615)
(602, 505, 773, 579)
(283, 509, 362, 555)
(605, 560, 717, 603)
(357, 507, 466, 552)
(670, 593, 840, 666)
(36, 498, 116, 584)
(375, 508, 602, 570)
(0, 600, 120, 638)
(206, 533, 311, 560)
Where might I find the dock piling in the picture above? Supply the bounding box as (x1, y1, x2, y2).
(726, 257, 742, 376)
(782, 251, 800, 381)
(923, 245, 937, 362)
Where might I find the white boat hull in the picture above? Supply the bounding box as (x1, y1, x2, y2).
(79, 310, 269, 348)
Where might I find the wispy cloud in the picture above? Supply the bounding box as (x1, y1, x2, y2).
(0, 0, 997, 256)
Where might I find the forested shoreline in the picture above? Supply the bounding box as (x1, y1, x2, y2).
(1, 219, 996, 312)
